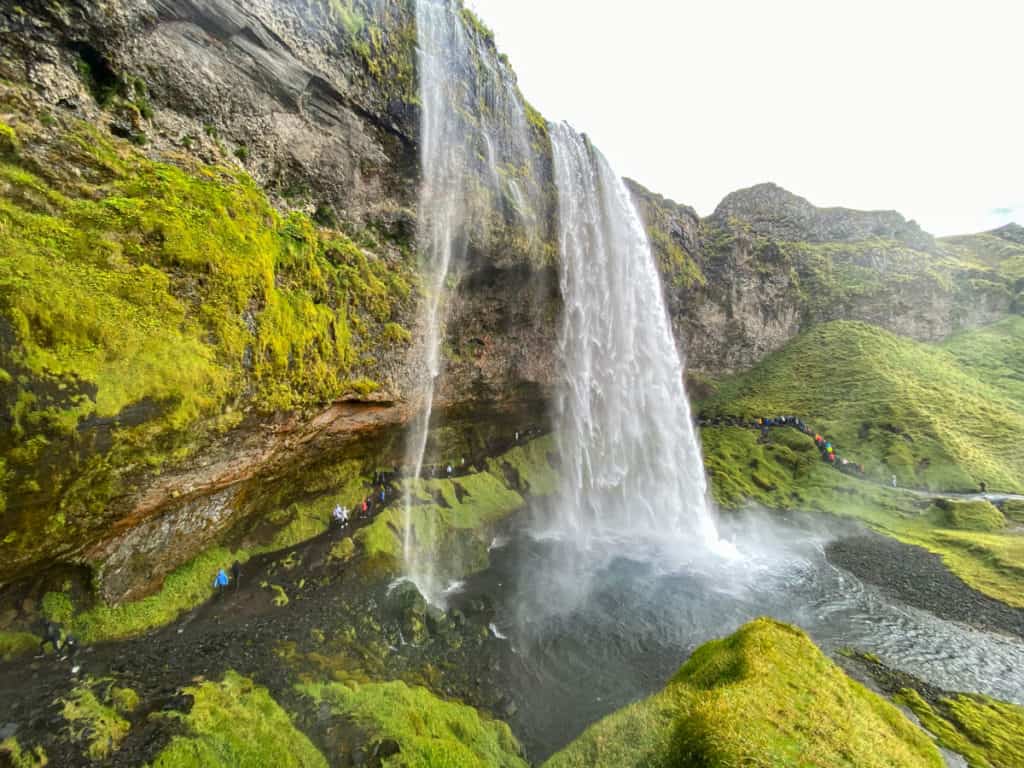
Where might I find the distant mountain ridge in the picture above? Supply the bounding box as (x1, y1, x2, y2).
(710, 182, 935, 252)
(628, 179, 1021, 378)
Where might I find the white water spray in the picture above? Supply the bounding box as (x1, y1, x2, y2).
(548, 123, 723, 553)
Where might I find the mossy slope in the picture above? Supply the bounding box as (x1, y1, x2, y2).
(0, 89, 412, 580)
(299, 679, 526, 767)
(356, 435, 558, 574)
(701, 426, 1024, 608)
(544, 618, 942, 768)
(150, 671, 327, 768)
(702, 320, 1024, 492)
(896, 688, 1024, 768)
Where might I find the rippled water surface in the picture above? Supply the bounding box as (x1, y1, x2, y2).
(456, 513, 1024, 759)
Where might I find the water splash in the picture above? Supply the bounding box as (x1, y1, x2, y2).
(547, 123, 726, 558)
(404, 0, 542, 603)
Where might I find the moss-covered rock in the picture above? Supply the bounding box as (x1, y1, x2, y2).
(0, 737, 48, 768)
(150, 671, 327, 767)
(933, 498, 1006, 532)
(544, 618, 942, 768)
(0, 629, 38, 660)
(298, 678, 526, 767)
(61, 680, 132, 761)
(0, 92, 414, 586)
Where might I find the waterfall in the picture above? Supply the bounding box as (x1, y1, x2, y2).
(548, 123, 721, 551)
(404, 0, 541, 602)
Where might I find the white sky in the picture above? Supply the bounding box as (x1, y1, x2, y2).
(466, 0, 1023, 236)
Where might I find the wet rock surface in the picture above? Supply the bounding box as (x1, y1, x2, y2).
(827, 532, 1024, 639)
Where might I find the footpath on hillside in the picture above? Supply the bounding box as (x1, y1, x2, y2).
(697, 413, 1024, 501)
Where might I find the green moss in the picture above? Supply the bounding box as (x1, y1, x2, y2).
(0, 120, 19, 155)
(298, 679, 526, 767)
(702, 321, 1024, 492)
(459, 7, 497, 48)
(111, 686, 140, 714)
(45, 546, 245, 642)
(932, 498, 1006, 532)
(1002, 499, 1024, 524)
(329, 537, 355, 562)
(61, 681, 131, 761)
(151, 671, 328, 768)
(545, 618, 942, 768)
(382, 321, 412, 344)
(0, 737, 48, 767)
(0, 630, 38, 660)
(270, 584, 289, 607)
(355, 435, 558, 574)
(896, 688, 1024, 768)
(0, 96, 411, 578)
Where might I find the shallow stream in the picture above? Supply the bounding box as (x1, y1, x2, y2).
(452, 512, 1024, 759)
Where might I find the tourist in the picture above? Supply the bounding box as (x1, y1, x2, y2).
(979, 481, 987, 494)
(446, 464, 453, 477)
(361, 497, 369, 517)
(62, 633, 79, 663)
(213, 568, 229, 597)
(63, 634, 82, 675)
(231, 560, 241, 589)
(891, 474, 897, 488)
(38, 621, 62, 656)
(332, 503, 348, 529)
(380, 487, 386, 503)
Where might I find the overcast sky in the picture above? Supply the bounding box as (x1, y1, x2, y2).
(466, 0, 1022, 236)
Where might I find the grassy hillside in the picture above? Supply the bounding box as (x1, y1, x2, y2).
(544, 618, 942, 768)
(942, 316, 1024, 407)
(701, 320, 1024, 493)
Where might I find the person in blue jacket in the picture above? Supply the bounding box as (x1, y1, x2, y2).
(213, 568, 229, 597)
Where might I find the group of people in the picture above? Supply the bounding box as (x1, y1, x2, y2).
(37, 620, 81, 673)
(756, 415, 865, 476)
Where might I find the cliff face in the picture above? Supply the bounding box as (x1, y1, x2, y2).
(630, 181, 1019, 378)
(0, 0, 557, 600)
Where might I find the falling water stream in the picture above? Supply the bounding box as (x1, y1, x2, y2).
(548, 123, 720, 548)
(404, 0, 541, 602)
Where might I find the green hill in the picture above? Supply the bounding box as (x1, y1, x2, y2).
(701, 320, 1024, 493)
(544, 618, 942, 768)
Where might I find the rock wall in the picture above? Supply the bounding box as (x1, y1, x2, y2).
(630, 181, 1018, 377)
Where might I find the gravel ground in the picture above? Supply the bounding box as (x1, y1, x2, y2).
(826, 532, 1024, 639)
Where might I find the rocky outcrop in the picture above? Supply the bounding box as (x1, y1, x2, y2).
(630, 180, 1018, 377)
(710, 182, 935, 251)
